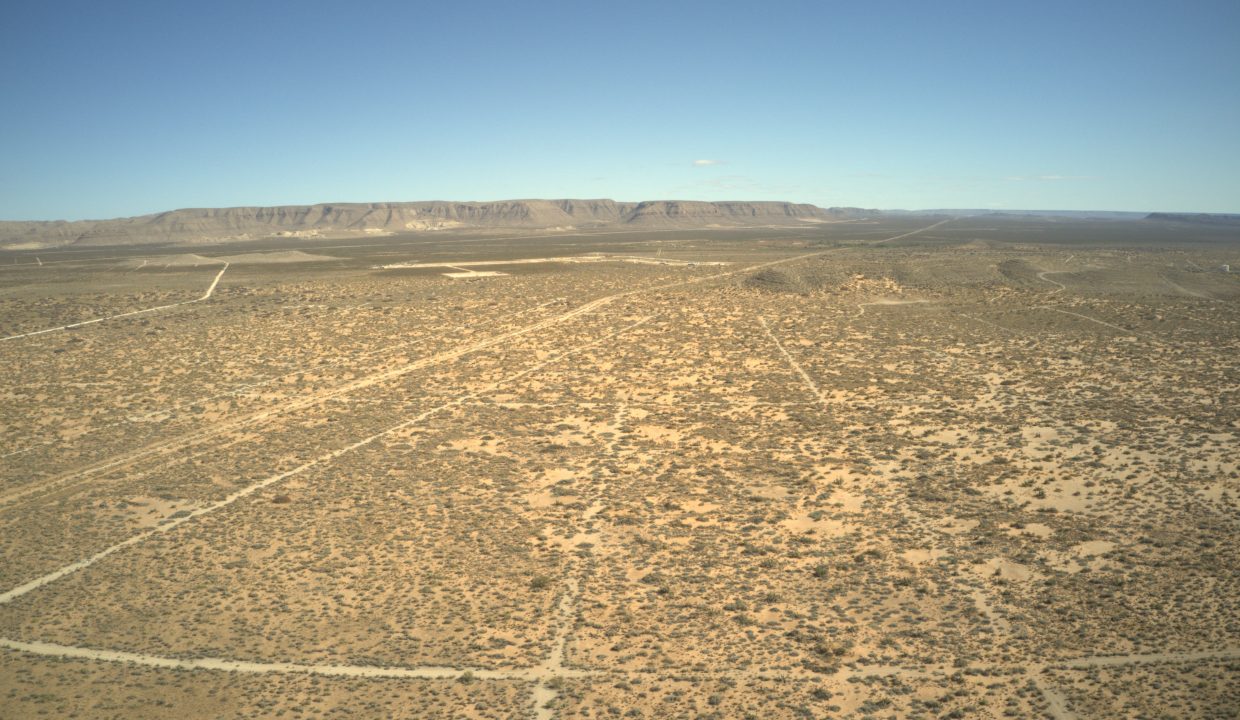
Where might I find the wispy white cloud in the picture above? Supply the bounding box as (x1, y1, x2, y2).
(692, 159, 724, 167)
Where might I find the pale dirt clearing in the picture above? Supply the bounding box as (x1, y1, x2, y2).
(380, 254, 728, 270)
(855, 297, 929, 315)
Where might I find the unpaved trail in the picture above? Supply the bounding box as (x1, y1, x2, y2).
(0, 444, 39, 460)
(0, 220, 961, 700)
(1037, 270, 1068, 293)
(0, 317, 654, 604)
(541, 575, 580, 676)
(1027, 648, 1240, 720)
(200, 262, 228, 297)
(968, 585, 1011, 637)
(1035, 679, 1079, 720)
(0, 262, 229, 342)
(0, 295, 639, 507)
(1034, 306, 1151, 340)
(0, 297, 567, 461)
(0, 397, 465, 604)
(530, 572, 589, 720)
(1051, 647, 1240, 669)
(1160, 308, 1229, 329)
(3, 636, 1234, 688)
(1161, 275, 1213, 300)
(758, 315, 829, 408)
(869, 218, 952, 244)
(0, 636, 520, 680)
(1, 221, 947, 508)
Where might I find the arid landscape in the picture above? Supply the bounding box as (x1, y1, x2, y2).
(1, 212, 1237, 718)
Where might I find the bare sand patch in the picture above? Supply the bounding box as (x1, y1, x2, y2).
(976, 557, 1038, 581)
(216, 250, 338, 264)
(104, 496, 200, 529)
(902, 548, 948, 564)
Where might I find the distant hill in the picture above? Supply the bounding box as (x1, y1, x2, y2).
(883, 209, 1149, 220)
(0, 200, 875, 249)
(1145, 212, 1240, 226)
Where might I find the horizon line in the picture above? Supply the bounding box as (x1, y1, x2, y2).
(3, 199, 1238, 224)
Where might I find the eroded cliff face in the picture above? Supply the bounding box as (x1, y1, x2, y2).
(623, 200, 857, 225)
(0, 199, 873, 248)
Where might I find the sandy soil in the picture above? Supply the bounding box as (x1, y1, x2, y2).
(0, 218, 1235, 718)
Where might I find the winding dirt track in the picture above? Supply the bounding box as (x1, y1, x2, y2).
(1036, 270, 1068, 293)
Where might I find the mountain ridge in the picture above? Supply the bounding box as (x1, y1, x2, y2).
(0, 200, 874, 249)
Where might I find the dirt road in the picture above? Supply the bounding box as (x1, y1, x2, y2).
(0, 262, 229, 342)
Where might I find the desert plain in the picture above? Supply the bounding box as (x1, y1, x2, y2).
(0, 215, 1237, 718)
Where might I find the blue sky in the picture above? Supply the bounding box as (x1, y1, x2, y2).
(2, 0, 1237, 219)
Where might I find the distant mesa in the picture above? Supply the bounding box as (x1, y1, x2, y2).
(1144, 212, 1240, 226)
(0, 199, 875, 250)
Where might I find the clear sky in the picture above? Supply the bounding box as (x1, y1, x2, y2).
(2, 0, 1238, 220)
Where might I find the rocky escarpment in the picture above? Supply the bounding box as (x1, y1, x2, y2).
(0, 199, 874, 249)
(625, 200, 854, 225)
